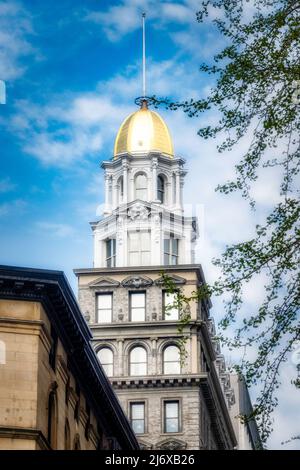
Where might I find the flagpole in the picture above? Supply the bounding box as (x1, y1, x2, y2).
(142, 12, 146, 99)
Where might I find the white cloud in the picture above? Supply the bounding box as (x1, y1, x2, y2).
(84, 3, 142, 42)
(268, 363, 300, 450)
(0, 0, 37, 80)
(7, 56, 202, 167)
(0, 198, 27, 216)
(161, 2, 195, 23)
(8, 95, 132, 167)
(36, 222, 75, 238)
(250, 166, 285, 207)
(0, 177, 16, 193)
(84, 0, 201, 39)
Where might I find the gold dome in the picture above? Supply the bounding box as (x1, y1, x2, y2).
(114, 101, 174, 158)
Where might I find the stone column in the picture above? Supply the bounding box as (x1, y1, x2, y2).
(130, 170, 134, 202)
(180, 176, 184, 208)
(175, 170, 180, 208)
(166, 181, 171, 206)
(152, 158, 158, 201)
(104, 173, 111, 215)
(118, 338, 124, 376)
(122, 160, 128, 204)
(151, 338, 158, 375)
(112, 177, 117, 210)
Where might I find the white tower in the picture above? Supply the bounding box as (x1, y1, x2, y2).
(74, 15, 261, 451)
(92, 98, 198, 269)
(75, 99, 239, 449)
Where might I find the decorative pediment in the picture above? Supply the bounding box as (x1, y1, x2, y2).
(138, 439, 153, 450)
(121, 275, 153, 288)
(155, 274, 186, 285)
(156, 438, 187, 450)
(127, 202, 150, 221)
(88, 277, 120, 288)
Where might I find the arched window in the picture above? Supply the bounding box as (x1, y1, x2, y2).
(163, 345, 181, 374)
(135, 173, 148, 200)
(129, 346, 147, 376)
(157, 175, 165, 203)
(47, 391, 57, 449)
(97, 347, 114, 377)
(64, 419, 71, 450)
(117, 176, 124, 204)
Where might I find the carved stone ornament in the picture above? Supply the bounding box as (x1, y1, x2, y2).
(156, 438, 187, 450)
(138, 439, 153, 450)
(88, 277, 120, 288)
(155, 274, 186, 285)
(127, 203, 150, 221)
(84, 311, 90, 323)
(152, 307, 157, 320)
(118, 308, 124, 321)
(121, 275, 153, 288)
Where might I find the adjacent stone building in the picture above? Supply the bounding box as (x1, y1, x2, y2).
(74, 98, 258, 449)
(229, 374, 261, 450)
(0, 265, 139, 450)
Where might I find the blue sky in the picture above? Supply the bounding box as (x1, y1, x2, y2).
(0, 0, 299, 449)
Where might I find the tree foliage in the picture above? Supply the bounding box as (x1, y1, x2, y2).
(156, 0, 300, 445)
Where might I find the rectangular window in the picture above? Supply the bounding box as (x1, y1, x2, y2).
(164, 401, 180, 433)
(130, 292, 146, 322)
(163, 291, 179, 320)
(164, 235, 179, 265)
(106, 239, 116, 267)
(97, 294, 113, 323)
(130, 402, 145, 434)
(128, 231, 150, 266)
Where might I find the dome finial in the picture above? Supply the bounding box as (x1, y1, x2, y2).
(142, 12, 146, 99)
(141, 98, 148, 110)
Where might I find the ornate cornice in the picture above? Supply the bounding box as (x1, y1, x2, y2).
(112, 375, 203, 389)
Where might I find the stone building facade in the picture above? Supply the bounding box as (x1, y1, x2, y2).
(75, 265, 237, 450)
(0, 266, 139, 450)
(74, 99, 251, 450)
